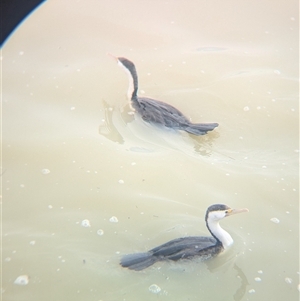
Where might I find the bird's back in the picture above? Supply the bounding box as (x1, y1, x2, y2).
(132, 96, 191, 128)
(150, 236, 222, 261)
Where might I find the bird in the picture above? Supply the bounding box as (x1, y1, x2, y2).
(120, 204, 248, 271)
(110, 55, 219, 136)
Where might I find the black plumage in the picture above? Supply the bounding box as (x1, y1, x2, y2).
(120, 204, 248, 271)
(116, 57, 219, 136)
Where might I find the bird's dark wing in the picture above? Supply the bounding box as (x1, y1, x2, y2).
(133, 97, 191, 128)
(149, 236, 220, 261)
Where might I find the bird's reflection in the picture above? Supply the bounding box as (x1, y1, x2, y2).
(232, 264, 249, 301)
(98, 99, 218, 157)
(206, 254, 249, 301)
(98, 99, 129, 144)
(188, 131, 219, 156)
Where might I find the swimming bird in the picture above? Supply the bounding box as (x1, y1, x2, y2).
(110, 55, 219, 135)
(120, 204, 248, 271)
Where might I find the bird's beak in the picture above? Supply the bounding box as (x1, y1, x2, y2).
(107, 53, 119, 63)
(226, 208, 249, 216)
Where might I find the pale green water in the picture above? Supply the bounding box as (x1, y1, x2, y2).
(2, 0, 299, 300)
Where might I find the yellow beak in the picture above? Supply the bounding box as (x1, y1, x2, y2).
(226, 208, 249, 216)
(107, 53, 118, 62)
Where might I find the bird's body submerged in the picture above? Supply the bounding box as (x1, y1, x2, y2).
(121, 236, 221, 271)
(120, 204, 248, 271)
(113, 56, 219, 135)
(131, 96, 218, 135)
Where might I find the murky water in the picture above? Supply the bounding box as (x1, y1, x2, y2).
(2, 0, 299, 300)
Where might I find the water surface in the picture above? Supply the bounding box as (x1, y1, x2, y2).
(2, 0, 299, 300)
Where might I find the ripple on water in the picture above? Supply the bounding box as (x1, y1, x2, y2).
(97, 229, 104, 236)
(270, 217, 280, 224)
(14, 275, 29, 285)
(255, 277, 262, 282)
(149, 284, 161, 294)
(285, 277, 292, 284)
(81, 219, 91, 227)
(41, 169, 50, 175)
(109, 216, 118, 223)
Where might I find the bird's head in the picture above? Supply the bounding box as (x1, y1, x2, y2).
(117, 57, 135, 70)
(206, 204, 249, 222)
(108, 53, 135, 71)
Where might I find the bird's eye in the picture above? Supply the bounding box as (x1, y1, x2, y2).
(225, 210, 228, 214)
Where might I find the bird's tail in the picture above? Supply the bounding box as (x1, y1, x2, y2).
(120, 252, 157, 271)
(184, 122, 219, 136)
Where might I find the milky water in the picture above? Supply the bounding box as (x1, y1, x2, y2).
(2, 1, 299, 300)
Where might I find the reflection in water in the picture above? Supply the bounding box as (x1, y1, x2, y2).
(98, 99, 131, 144)
(232, 264, 249, 301)
(206, 257, 249, 301)
(188, 132, 219, 156)
(99, 99, 219, 156)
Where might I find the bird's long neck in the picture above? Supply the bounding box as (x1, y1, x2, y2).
(118, 61, 138, 100)
(206, 219, 233, 249)
(130, 68, 138, 100)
